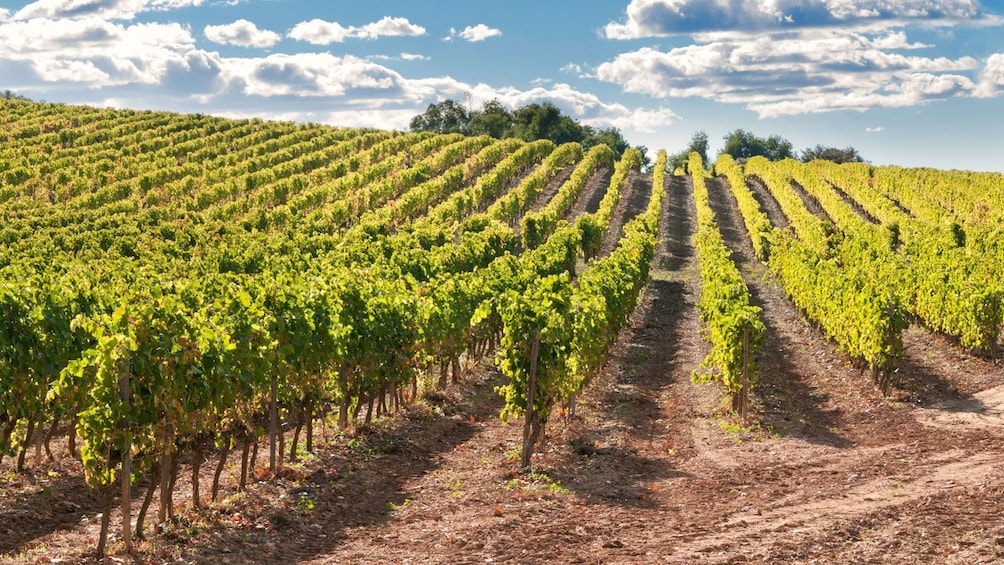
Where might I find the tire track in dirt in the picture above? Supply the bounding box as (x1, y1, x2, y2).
(585, 172, 706, 456)
(916, 383, 1004, 430)
(745, 175, 789, 230)
(658, 449, 1003, 563)
(524, 163, 578, 214)
(526, 165, 609, 216)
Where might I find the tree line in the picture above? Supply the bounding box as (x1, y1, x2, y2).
(409, 99, 645, 165)
(669, 130, 864, 174)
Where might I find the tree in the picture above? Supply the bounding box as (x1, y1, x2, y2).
(583, 126, 630, 157)
(512, 102, 584, 145)
(467, 99, 513, 139)
(2, 90, 28, 100)
(635, 145, 652, 172)
(409, 100, 470, 134)
(409, 99, 639, 160)
(800, 144, 864, 164)
(667, 130, 710, 174)
(719, 129, 793, 162)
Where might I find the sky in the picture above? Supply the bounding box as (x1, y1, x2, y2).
(2, 0, 1004, 172)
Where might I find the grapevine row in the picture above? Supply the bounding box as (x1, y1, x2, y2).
(690, 152, 764, 417)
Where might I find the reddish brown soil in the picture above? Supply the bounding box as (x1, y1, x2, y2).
(788, 179, 832, 223)
(4, 173, 1004, 565)
(596, 171, 652, 258)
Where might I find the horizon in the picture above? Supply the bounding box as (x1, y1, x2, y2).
(2, 1, 1003, 172)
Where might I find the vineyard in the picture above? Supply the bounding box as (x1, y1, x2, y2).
(2, 99, 1004, 564)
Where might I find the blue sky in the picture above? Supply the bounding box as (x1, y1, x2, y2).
(2, 0, 1003, 171)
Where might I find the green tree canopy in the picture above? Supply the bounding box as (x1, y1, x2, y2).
(799, 144, 865, 164)
(582, 125, 630, 159)
(467, 99, 512, 139)
(408, 99, 470, 134)
(719, 129, 794, 162)
(2, 90, 29, 100)
(410, 98, 636, 159)
(668, 130, 709, 173)
(511, 102, 582, 145)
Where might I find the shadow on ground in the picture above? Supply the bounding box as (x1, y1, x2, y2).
(706, 177, 850, 448)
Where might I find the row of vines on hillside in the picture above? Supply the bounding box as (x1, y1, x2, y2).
(690, 152, 764, 419)
(718, 155, 907, 391)
(494, 150, 661, 469)
(0, 98, 655, 556)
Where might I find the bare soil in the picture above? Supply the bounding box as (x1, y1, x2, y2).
(746, 175, 790, 230)
(4, 173, 1004, 565)
(788, 179, 832, 223)
(828, 181, 881, 225)
(596, 171, 652, 258)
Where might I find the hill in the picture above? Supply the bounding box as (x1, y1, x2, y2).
(1, 99, 1004, 564)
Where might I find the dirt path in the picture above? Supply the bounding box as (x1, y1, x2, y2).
(527, 165, 608, 215)
(596, 171, 653, 258)
(566, 166, 611, 219)
(746, 175, 789, 230)
(789, 179, 832, 223)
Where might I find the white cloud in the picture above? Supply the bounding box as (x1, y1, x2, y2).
(458, 24, 501, 42)
(975, 52, 1004, 97)
(211, 66, 676, 134)
(561, 63, 582, 74)
(15, 0, 205, 21)
(204, 19, 279, 48)
(561, 63, 594, 79)
(599, 106, 679, 133)
(225, 53, 406, 98)
(366, 52, 428, 63)
(148, 0, 204, 8)
(868, 30, 929, 49)
(865, 126, 884, 132)
(444, 24, 502, 42)
(0, 8, 671, 141)
(597, 28, 984, 117)
(605, 0, 986, 38)
(322, 109, 418, 130)
(0, 17, 208, 86)
(34, 58, 110, 82)
(0, 8, 11, 22)
(467, 82, 676, 133)
(357, 16, 425, 39)
(888, 72, 974, 97)
(288, 19, 351, 44)
(743, 72, 975, 117)
(187, 67, 676, 134)
(288, 16, 425, 45)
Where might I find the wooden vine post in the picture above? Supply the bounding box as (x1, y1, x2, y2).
(269, 373, 279, 473)
(119, 367, 132, 551)
(521, 331, 541, 470)
(740, 325, 750, 424)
